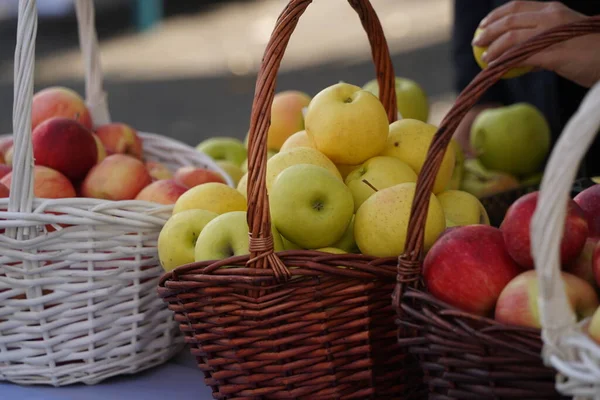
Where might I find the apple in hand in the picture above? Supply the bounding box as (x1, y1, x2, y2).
(472, 28, 533, 79)
(305, 82, 389, 165)
(158, 209, 219, 271)
(173, 166, 226, 188)
(495, 270, 599, 328)
(194, 210, 284, 262)
(31, 86, 93, 131)
(146, 161, 173, 180)
(196, 137, 247, 167)
(95, 123, 143, 159)
(565, 237, 599, 287)
(1, 165, 76, 199)
(362, 76, 429, 122)
(135, 179, 188, 205)
(501, 191, 588, 269)
(0, 182, 8, 197)
(173, 182, 247, 215)
(574, 184, 600, 238)
(269, 164, 354, 249)
(81, 154, 152, 200)
(424, 225, 521, 316)
(32, 117, 98, 181)
(345, 156, 417, 211)
(355, 182, 446, 257)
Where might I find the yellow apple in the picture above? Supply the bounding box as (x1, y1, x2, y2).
(436, 189, 490, 226)
(336, 163, 360, 180)
(194, 211, 284, 262)
(266, 146, 341, 192)
(345, 155, 418, 212)
(381, 119, 455, 194)
(173, 182, 247, 215)
(270, 164, 354, 249)
(279, 130, 316, 152)
(472, 27, 532, 79)
(158, 209, 219, 272)
(355, 182, 446, 257)
(316, 247, 347, 254)
(362, 76, 429, 122)
(305, 82, 389, 165)
(237, 173, 248, 198)
(216, 160, 244, 186)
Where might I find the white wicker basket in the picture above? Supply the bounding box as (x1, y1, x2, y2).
(0, 0, 232, 386)
(531, 80, 600, 400)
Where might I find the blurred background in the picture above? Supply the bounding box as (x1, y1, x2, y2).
(0, 0, 455, 146)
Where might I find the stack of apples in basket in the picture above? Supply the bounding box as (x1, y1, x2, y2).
(0, 86, 229, 206)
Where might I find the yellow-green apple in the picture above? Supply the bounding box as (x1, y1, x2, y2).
(196, 137, 247, 166)
(424, 224, 521, 316)
(565, 237, 599, 287)
(32, 117, 97, 181)
(574, 184, 600, 238)
(461, 159, 520, 198)
(269, 164, 354, 249)
(331, 215, 359, 253)
(95, 123, 143, 159)
(472, 28, 532, 79)
(446, 138, 465, 190)
(31, 86, 93, 130)
(173, 182, 247, 215)
(355, 182, 446, 257)
(282, 237, 303, 250)
(437, 189, 490, 227)
(588, 306, 600, 343)
(194, 210, 284, 261)
(81, 154, 152, 200)
(362, 76, 429, 122)
(336, 163, 360, 180)
(265, 90, 312, 151)
(495, 270, 599, 328)
(266, 146, 341, 191)
(241, 149, 277, 173)
(279, 130, 315, 152)
(316, 247, 346, 254)
(381, 119, 455, 194)
(345, 155, 417, 212)
(173, 166, 226, 188)
(157, 209, 219, 271)
(470, 103, 550, 177)
(0, 165, 11, 180)
(215, 160, 244, 186)
(305, 82, 389, 165)
(501, 191, 588, 269)
(0, 182, 8, 197)
(145, 161, 173, 181)
(1, 165, 76, 199)
(520, 172, 543, 187)
(135, 179, 188, 205)
(237, 173, 248, 199)
(91, 133, 106, 163)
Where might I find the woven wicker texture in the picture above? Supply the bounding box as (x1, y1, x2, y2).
(0, 0, 231, 386)
(158, 0, 428, 398)
(393, 15, 600, 399)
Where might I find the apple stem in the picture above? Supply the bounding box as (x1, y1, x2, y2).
(362, 179, 378, 192)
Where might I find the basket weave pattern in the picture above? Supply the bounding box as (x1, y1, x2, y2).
(392, 16, 600, 399)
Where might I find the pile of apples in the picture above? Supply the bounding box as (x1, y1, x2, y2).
(424, 186, 600, 345)
(0, 86, 230, 207)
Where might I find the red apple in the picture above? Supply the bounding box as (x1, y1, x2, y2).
(423, 225, 522, 316)
(566, 237, 599, 287)
(592, 241, 600, 289)
(32, 117, 97, 181)
(91, 133, 106, 163)
(0, 182, 8, 197)
(574, 184, 600, 238)
(0, 165, 11, 180)
(95, 123, 143, 159)
(81, 154, 152, 201)
(1, 165, 76, 199)
(31, 87, 92, 131)
(173, 166, 226, 188)
(146, 161, 173, 181)
(135, 179, 188, 205)
(501, 191, 588, 269)
(495, 270, 599, 329)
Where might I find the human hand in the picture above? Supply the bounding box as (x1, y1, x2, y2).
(473, 1, 600, 88)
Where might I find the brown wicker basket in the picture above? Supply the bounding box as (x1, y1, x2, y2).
(158, 1, 423, 398)
(393, 16, 600, 399)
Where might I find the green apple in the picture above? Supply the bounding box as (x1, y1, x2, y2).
(437, 189, 490, 226)
(331, 214, 359, 253)
(194, 211, 284, 262)
(470, 103, 550, 177)
(446, 138, 465, 190)
(158, 209, 219, 272)
(282, 237, 303, 250)
(216, 160, 244, 186)
(345, 155, 417, 212)
(520, 171, 543, 187)
(270, 164, 354, 249)
(196, 137, 248, 167)
(363, 76, 429, 122)
(460, 159, 520, 198)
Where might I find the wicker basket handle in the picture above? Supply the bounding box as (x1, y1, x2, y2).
(9, 0, 106, 231)
(531, 82, 600, 367)
(245, 0, 397, 280)
(393, 16, 600, 301)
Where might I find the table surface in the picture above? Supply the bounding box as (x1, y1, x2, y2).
(0, 348, 214, 400)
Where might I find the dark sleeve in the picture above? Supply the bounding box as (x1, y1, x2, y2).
(451, 0, 508, 104)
